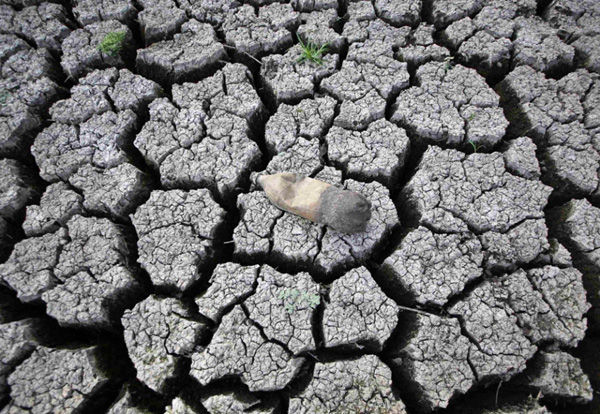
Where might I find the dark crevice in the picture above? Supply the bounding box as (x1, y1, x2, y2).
(0, 285, 45, 323)
(182, 375, 283, 413)
(198, 210, 240, 277)
(0, 172, 45, 262)
(136, 57, 226, 93)
(281, 358, 315, 400)
(386, 361, 430, 414)
(546, 213, 600, 336)
(105, 220, 155, 307)
(310, 286, 327, 350)
(536, 0, 554, 17)
(175, 258, 221, 306)
(128, 1, 147, 50)
(240, 302, 295, 356)
(441, 267, 512, 316)
(158, 356, 194, 399)
(439, 377, 541, 414)
(58, 0, 82, 31)
(233, 224, 368, 284)
(336, 0, 348, 27)
(571, 337, 600, 414)
(0, 216, 22, 265)
(73, 342, 139, 414)
(317, 100, 340, 167)
(380, 312, 438, 414)
(190, 266, 260, 336)
(107, 380, 169, 414)
(389, 138, 426, 221)
(381, 308, 419, 359)
(245, 87, 271, 169)
(420, 0, 435, 27)
(134, 18, 227, 91)
(121, 128, 160, 186)
(368, 258, 418, 308)
(495, 348, 594, 411)
(297, 348, 381, 365)
(73, 381, 124, 414)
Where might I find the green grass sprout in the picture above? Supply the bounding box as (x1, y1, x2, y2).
(98, 31, 126, 56)
(297, 34, 329, 66)
(468, 140, 484, 153)
(0, 90, 10, 106)
(443, 56, 454, 72)
(279, 288, 320, 313)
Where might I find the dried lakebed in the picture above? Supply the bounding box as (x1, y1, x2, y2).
(0, 0, 599, 413)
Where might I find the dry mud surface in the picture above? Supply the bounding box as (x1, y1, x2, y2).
(0, 0, 599, 413)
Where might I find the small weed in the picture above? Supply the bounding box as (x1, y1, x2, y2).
(468, 140, 484, 153)
(279, 288, 320, 313)
(297, 34, 328, 66)
(0, 90, 9, 106)
(443, 56, 454, 72)
(468, 112, 476, 121)
(98, 31, 126, 56)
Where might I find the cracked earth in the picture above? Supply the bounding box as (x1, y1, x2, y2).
(0, 0, 599, 413)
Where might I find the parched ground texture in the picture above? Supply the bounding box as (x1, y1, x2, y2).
(0, 0, 599, 413)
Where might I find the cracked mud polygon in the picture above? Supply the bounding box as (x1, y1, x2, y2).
(1, 0, 600, 413)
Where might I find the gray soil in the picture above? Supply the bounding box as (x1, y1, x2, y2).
(0, 0, 599, 413)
